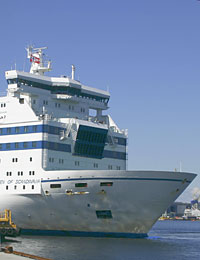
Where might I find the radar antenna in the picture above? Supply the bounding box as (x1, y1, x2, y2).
(25, 46, 52, 75)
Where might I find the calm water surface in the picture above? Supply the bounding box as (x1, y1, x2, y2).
(3, 221, 200, 260)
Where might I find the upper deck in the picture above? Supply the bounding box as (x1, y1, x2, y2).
(2, 47, 126, 138)
(0, 46, 127, 173)
(5, 70, 110, 106)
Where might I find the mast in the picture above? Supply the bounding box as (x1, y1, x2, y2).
(26, 46, 52, 75)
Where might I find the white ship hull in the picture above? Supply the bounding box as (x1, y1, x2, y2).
(0, 170, 195, 238)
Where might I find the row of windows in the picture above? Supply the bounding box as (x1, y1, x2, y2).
(0, 124, 127, 147)
(0, 141, 69, 152)
(0, 140, 126, 161)
(37, 101, 86, 114)
(49, 158, 120, 169)
(0, 125, 60, 136)
(50, 182, 113, 189)
(108, 165, 121, 170)
(6, 170, 35, 176)
(0, 103, 6, 108)
(44, 101, 64, 108)
(11, 157, 32, 162)
(7, 78, 109, 104)
(49, 157, 65, 164)
(6, 185, 35, 190)
(107, 136, 127, 146)
(0, 126, 38, 135)
(39, 101, 79, 112)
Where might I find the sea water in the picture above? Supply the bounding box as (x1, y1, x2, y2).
(2, 221, 200, 260)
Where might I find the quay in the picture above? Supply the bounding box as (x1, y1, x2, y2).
(0, 252, 29, 260)
(0, 247, 53, 260)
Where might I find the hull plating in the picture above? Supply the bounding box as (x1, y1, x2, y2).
(0, 170, 196, 236)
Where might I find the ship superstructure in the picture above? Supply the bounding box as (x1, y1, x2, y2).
(4, 46, 126, 175)
(0, 47, 196, 238)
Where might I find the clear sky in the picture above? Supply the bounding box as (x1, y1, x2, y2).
(0, 0, 200, 201)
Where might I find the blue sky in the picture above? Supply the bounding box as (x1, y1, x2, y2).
(0, 0, 200, 201)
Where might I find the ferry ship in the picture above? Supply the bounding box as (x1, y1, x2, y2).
(0, 46, 196, 238)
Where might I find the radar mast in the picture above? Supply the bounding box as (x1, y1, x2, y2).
(26, 46, 52, 75)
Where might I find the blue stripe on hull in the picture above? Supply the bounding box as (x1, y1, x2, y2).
(21, 229, 148, 239)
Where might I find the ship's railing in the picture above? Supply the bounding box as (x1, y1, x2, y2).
(38, 113, 61, 122)
(87, 116, 107, 125)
